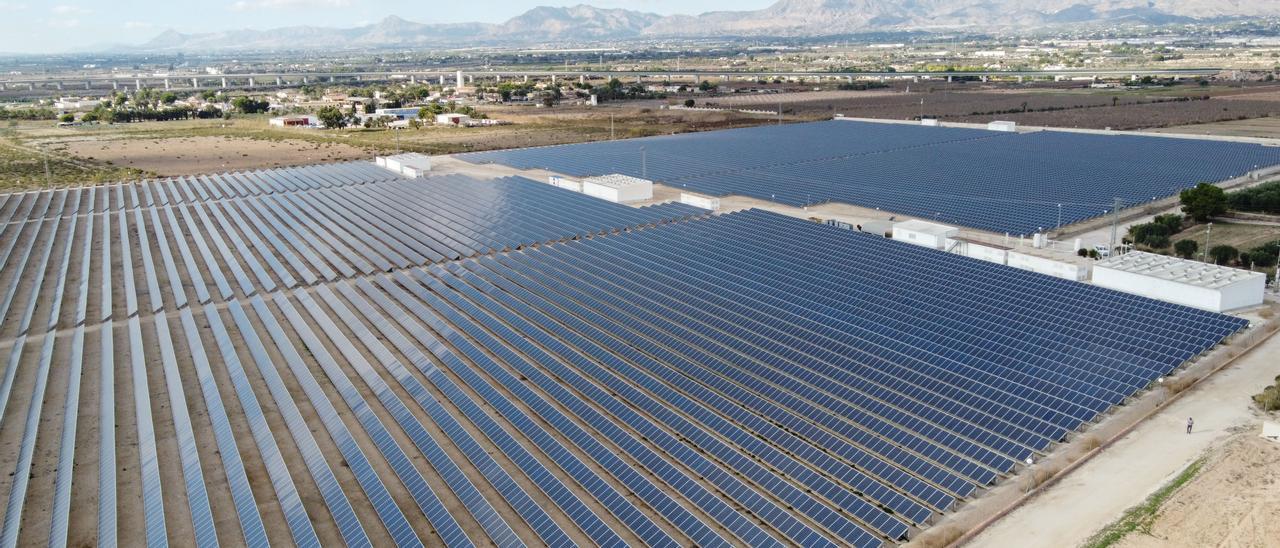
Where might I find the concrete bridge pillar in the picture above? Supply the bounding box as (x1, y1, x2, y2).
(1018, 75, 1024, 83)
(439, 75, 445, 85)
(135, 78, 142, 90)
(56, 81, 64, 90)
(467, 74, 473, 83)
(494, 74, 501, 82)
(276, 76, 282, 86)
(579, 74, 585, 84)
(409, 75, 415, 84)
(522, 74, 528, 83)
(221, 77, 227, 88)
(112, 80, 118, 90)
(163, 78, 171, 90)
(551, 74, 557, 85)
(456, 70, 463, 88)
(946, 75, 953, 83)
(248, 77, 255, 87)
(85, 80, 92, 90)
(191, 77, 198, 88)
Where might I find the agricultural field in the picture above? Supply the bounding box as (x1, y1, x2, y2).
(0, 106, 778, 190)
(709, 82, 1280, 130)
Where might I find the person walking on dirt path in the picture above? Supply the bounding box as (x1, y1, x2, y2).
(1186, 417, 1194, 434)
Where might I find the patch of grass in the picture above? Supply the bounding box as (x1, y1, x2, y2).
(1253, 374, 1280, 412)
(0, 139, 145, 191)
(1081, 457, 1206, 548)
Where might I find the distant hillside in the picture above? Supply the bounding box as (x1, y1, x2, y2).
(138, 1, 1280, 51)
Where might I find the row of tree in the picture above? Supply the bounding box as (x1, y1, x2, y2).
(1227, 180, 1280, 215)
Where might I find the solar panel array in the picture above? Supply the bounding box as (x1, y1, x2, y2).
(458, 120, 1280, 234)
(0, 160, 1247, 547)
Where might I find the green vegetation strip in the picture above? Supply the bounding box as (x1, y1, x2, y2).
(1080, 457, 1205, 548)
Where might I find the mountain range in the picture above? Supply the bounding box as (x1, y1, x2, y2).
(140, 0, 1280, 51)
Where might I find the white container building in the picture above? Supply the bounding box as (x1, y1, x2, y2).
(1091, 251, 1265, 312)
(680, 192, 720, 211)
(548, 175, 582, 192)
(893, 219, 959, 250)
(987, 120, 1017, 132)
(376, 153, 432, 178)
(580, 174, 653, 203)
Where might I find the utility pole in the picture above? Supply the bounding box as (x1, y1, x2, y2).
(1108, 197, 1122, 255)
(1203, 222, 1213, 263)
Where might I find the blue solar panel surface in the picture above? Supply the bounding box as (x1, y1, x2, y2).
(0, 161, 1250, 547)
(459, 120, 1280, 234)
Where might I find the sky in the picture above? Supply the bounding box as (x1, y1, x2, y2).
(0, 0, 777, 54)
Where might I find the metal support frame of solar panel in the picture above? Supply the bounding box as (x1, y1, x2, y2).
(341, 278, 699, 548)
(444, 258, 957, 516)
(375, 270, 848, 547)
(436, 207, 1237, 542)
(413, 261, 901, 542)
(304, 284, 642, 547)
(502, 228, 1009, 482)
(0, 189, 74, 548)
(364, 273, 773, 547)
(422, 263, 921, 537)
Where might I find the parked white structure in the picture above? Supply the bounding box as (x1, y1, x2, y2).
(1091, 251, 1265, 312)
(548, 175, 582, 192)
(1007, 251, 1089, 281)
(376, 153, 432, 178)
(436, 113, 471, 126)
(893, 220, 959, 250)
(987, 120, 1017, 132)
(680, 192, 720, 211)
(580, 174, 653, 203)
(268, 115, 318, 128)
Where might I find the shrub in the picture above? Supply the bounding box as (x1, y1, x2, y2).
(1077, 248, 1089, 258)
(683, 99, 695, 108)
(1254, 375, 1280, 411)
(1180, 183, 1228, 222)
(1227, 180, 1280, 215)
(1173, 239, 1199, 259)
(1209, 244, 1239, 265)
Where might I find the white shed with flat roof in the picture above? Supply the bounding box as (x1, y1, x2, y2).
(893, 219, 959, 250)
(580, 174, 653, 203)
(1092, 251, 1265, 312)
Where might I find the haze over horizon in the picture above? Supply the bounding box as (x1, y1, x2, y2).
(0, 0, 774, 54)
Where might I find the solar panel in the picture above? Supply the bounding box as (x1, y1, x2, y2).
(460, 120, 1280, 234)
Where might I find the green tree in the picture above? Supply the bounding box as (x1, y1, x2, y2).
(159, 92, 178, 104)
(58, 113, 74, 123)
(1208, 244, 1239, 265)
(683, 99, 695, 107)
(698, 80, 714, 92)
(1173, 239, 1198, 259)
(230, 96, 270, 114)
(315, 105, 347, 129)
(1179, 183, 1228, 222)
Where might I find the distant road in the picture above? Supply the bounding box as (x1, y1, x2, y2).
(0, 67, 1226, 94)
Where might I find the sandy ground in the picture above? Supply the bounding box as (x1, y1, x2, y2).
(59, 136, 374, 176)
(1114, 431, 1280, 548)
(968, 331, 1280, 548)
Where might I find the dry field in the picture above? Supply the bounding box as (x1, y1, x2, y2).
(1155, 116, 1280, 139)
(56, 136, 374, 176)
(700, 83, 1280, 130)
(1113, 431, 1280, 548)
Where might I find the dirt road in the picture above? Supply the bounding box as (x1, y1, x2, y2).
(968, 329, 1280, 548)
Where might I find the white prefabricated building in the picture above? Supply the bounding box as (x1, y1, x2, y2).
(580, 174, 653, 203)
(548, 175, 582, 192)
(987, 120, 1017, 132)
(680, 192, 720, 211)
(376, 153, 432, 178)
(1092, 251, 1265, 312)
(893, 219, 959, 250)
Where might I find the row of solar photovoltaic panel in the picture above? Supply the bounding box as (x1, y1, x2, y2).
(0, 175, 707, 307)
(0, 162, 402, 223)
(456, 120, 1280, 235)
(0, 190, 1244, 547)
(0, 184, 898, 546)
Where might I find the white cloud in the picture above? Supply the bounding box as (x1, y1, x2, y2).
(229, 0, 353, 12)
(48, 18, 81, 29)
(51, 4, 91, 16)
(0, 2, 30, 11)
(124, 21, 155, 29)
